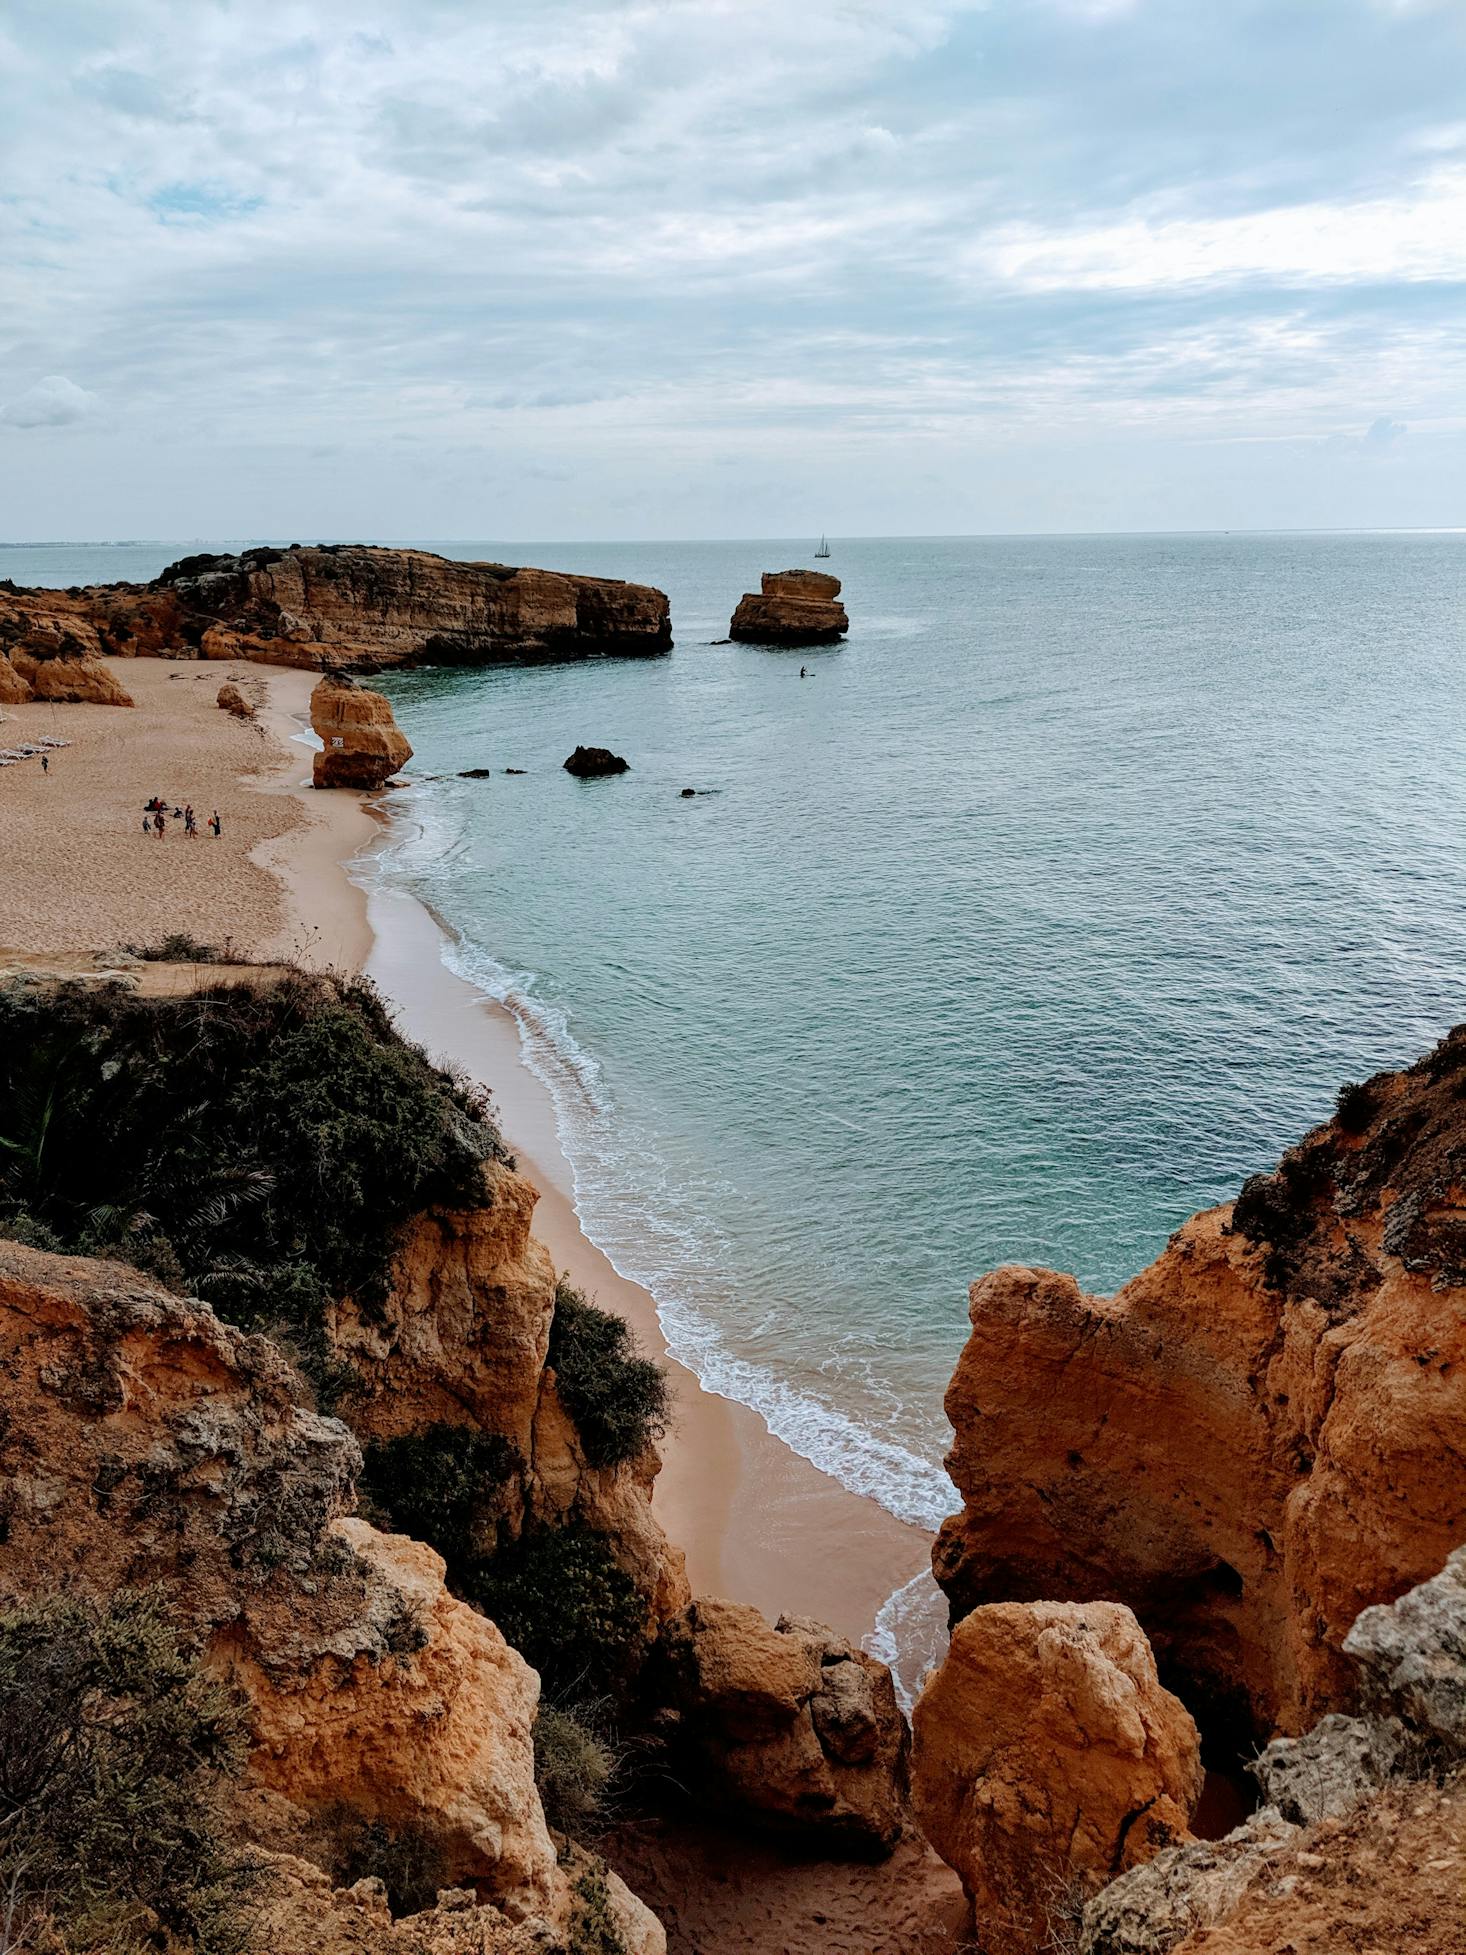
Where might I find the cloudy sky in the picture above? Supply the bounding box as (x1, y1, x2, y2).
(2, 0, 1464, 540)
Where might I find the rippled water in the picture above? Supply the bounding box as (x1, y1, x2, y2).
(14, 532, 1466, 1534)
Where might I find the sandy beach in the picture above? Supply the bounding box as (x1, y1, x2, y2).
(0, 657, 934, 1648)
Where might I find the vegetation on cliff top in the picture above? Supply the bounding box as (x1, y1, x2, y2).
(548, 1278, 671, 1469)
(0, 1588, 252, 1954)
(0, 971, 506, 1349)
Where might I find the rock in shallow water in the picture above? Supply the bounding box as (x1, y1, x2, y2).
(563, 745, 629, 777)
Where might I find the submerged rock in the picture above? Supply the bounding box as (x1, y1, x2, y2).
(563, 745, 629, 778)
(458, 767, 495, 779)
(729, 569, 847, 646)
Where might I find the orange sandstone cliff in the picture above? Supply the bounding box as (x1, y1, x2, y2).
(932, 1030, 1466, 1740)
(0, 543, 672, 676)
(0, 1239, 663, 1953)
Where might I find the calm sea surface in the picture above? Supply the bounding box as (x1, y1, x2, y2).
(12, 533, 1466, 1537)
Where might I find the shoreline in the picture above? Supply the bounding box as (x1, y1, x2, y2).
(254, 670, 938, 1649)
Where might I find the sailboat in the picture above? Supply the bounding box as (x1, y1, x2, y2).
(814, 533, 831, 559)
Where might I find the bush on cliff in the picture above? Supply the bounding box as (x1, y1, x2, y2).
(0, 1588, 252, 1954)
(462, 1524, 648, 1701)
(534, 1703, 619, 1841)
(548, 1279, 671, 1469)
(360, 1422, 520, 1565)
(0, 971, 506, 1339)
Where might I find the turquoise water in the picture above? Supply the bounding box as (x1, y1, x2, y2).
(13, 534, 1466, 1535)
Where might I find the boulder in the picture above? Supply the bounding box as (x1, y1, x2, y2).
(217, 680, 256, 718)
(563, 745, 629, 778)
(311, 673, 413, 789)
(729, 568, 847, 645)
(652, 1598, 909, 1856)
(458, 767, 494, 779)
(933, 1025, 1466, 1736)
(911, 1600, 1202, 1950)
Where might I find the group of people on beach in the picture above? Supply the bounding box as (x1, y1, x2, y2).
(143, 796, 222, 840)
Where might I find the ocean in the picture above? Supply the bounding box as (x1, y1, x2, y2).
(12, 531, 1466, 1541)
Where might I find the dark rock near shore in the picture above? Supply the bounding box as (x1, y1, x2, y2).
(730, 569, 847, 646)
(458, 767, 495, 779)
(680, 788, 697, 797)
(564, 745, 630, 778)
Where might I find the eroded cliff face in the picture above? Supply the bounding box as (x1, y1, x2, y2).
(0, 609, 134, 706)
(933, 1029, 1466, 1736)
(0, 1241, 574, 1926)
(0, 544, 672, 676)
(327, 1155, 690, 1630)
(310, 673, 413, 789)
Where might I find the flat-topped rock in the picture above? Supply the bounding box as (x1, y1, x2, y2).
(730, 567, 847, 646)
(0, 544, 672, 675)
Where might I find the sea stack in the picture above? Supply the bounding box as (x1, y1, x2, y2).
(309, 671, 412, 788)
(729, 569, 848, 646)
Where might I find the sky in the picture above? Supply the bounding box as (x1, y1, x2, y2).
(2, 0, 1465, 541)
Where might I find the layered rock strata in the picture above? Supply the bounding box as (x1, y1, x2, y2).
(729, 569, 847, 645)
(310, 673, 413, 789)
(651, 1599, 910, 1855)
(0, 614, 133, 705)
(1, 544, 672, 676)
(912, 1600, 1202, 1950)
(934, 1027, 1466, 1735)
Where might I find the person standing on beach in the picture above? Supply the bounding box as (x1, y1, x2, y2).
(40, 753, 48, 774)
(155, 811, 166, 838)
(210, 810, 222, 837)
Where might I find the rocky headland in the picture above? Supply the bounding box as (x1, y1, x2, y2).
(729, 569, 847, 645)
(0, 543, 672, 686)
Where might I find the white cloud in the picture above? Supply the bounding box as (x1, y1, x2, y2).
(0, 376, 103, 429)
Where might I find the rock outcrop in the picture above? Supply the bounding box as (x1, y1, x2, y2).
(1080, 1547, 1466, 1955)
(912, 1601, 1202, 1950)
(217, 680, 256, 718)
(0, 1240, 577, 1930)
(729, 569, 847, 646)
(563, 744, 629, 777)
(651, 1598, 910, 1856)
(311, 673, 413, 789)
(934, 1028, 1466, 1737)
(1, 545, 672, 675)
(327, 1157, 690, 1631)
(0, 612, 133, 706)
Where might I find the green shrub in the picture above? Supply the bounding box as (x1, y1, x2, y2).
(360, 1423, 520, 1566)
(548, 1281, 670, 1469)
(125, 932, 225, 963)
(319, 1809, 448, 1919)
(462, 1526, 648, 1701)
(0, 971, 506, 1332)
(534, 1703, 617, 1841)
(567, 1863, 628, 1955)
(0, 1588, 252, 1954)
